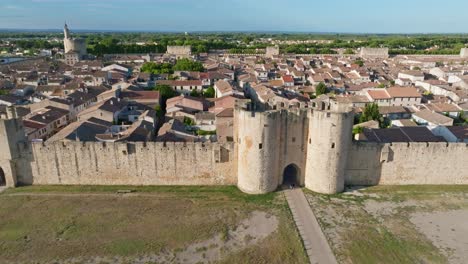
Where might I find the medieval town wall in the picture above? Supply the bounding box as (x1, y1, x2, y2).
(167, 46, 192, 55)
(16, 141, 237, 186)
(345, 142, 468, 186)
(359, 47, 389, 58)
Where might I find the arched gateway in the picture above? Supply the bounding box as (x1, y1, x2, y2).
(282, 164, 300, 186)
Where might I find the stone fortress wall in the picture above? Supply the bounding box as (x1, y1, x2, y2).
(15, 141, 236, 186)
(167, 46, 192, 56)
(359, 47, 389, 58)
(345, 142, 468, 186)
(1, 104, 467, 194)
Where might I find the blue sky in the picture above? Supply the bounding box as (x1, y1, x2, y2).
(1, 0, 467, 33)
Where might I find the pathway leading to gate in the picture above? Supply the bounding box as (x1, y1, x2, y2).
(285, 188, 338, 264)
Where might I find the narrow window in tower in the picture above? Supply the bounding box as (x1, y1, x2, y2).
(292, 137, 296, 143)
(331, 143, 336, 149)
(309, 138, 312, 144)
(259, 143, 263, 149)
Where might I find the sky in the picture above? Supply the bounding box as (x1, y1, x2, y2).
(1, 0, 467, 33)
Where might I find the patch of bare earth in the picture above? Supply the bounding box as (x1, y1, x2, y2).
(54, 211, 278, 264)
(305, 186, 468, 264)
(410, 210, 468, 264)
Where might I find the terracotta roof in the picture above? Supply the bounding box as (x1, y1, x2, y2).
(282, 75, 294, 83)
(386, 87, 421, 98)
(367, 89, 391, 100)
(120, 91, 160, 100)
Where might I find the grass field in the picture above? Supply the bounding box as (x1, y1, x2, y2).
(0, 185, 308, 264)
(305, 185, 468, 264)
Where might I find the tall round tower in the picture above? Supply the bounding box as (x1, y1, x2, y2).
(304, 109, 354, 194)
(235, 105, 281, 194)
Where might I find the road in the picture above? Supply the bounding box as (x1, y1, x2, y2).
(285, 188, 338, 264)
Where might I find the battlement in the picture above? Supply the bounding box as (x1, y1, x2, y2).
(36, 140, 234, 157)
(0, 106, 19, 120)
(235, 97, 352, 114)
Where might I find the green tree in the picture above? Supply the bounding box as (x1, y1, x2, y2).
(203, 86, 215, 98)
(152, 84, 178, 112)
(174, 58, 204, 72)
(153, 84, 177, 99)
(377, 83, 386, 88)
(354, 60, 364, 67)
(315, 82, 328, 96)
(141, 62, 174, 74)
(154, 105, 164, 118)
(359, 103, 383, 127)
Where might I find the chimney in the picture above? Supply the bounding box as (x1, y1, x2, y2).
(110, 100, 114, 105)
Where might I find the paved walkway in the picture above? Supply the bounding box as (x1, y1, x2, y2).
(285, 188, 338, 264)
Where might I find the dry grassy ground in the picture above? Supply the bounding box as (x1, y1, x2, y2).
(0, 186, 308, 264)
(305, 185, 468, 264)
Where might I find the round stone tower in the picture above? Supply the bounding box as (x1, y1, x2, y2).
(304, 108, 354, 194)
(235, 105, 281, 194)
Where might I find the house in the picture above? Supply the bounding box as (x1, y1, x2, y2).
(429, 126, 468, 143)
(120, 90, 160, 108)
(214, 80, 234, 98)
(282, 75, 294, 87)
(101, 64, 132, 77)
(386, 87, 422, 106)
(361, 127, 445, 143)
(423, 103, 462, 118)
(365, 89, 392, 106)
(46, 117, 112, 142)
(157, 80, 203, 95)
(23, 106, 70, 140)
(391, 119, 418, 127)
(335, 95, 370, 108)
(398, 70, 424, 83)
(412, 109, 454, 126)
(166, 95, 209, 119)
(379, 106, 412, 120)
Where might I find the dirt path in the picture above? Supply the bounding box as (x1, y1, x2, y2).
(285, 188, 337, 264)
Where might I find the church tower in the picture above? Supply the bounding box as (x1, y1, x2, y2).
(64, 23, 71, 39)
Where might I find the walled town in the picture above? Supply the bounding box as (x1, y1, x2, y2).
(0, 24, 468, 264)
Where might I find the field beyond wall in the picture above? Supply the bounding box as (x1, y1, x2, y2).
(0, 186, 308, 264)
